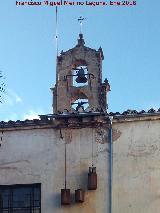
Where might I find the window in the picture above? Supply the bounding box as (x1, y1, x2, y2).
(0, 183, 41, 213)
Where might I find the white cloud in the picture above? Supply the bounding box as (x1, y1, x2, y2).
(15, 96, 22, 103)
(3, 110, 44, 122)
(22, 110, 43, 120)
(4, 89, 22, 105)
(4, 113, 19, 122)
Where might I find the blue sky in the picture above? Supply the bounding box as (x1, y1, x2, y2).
(0, 0, 160, 121)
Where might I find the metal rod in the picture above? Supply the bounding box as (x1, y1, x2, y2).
(60, 129, 66, 189)
(64, 141, 67, 189)
(92, 128, 94, 167)
(109, 116, 113, 213)
(55, 6, 58, 82)
(64, 73, 94, 79)
(55, 6, 58, 112)
(55, 6, 58, 59)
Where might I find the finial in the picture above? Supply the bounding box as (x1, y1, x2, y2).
(77, 33, 85, 46)
(79, 33, 83, 39)
(98, 46, 104, 60)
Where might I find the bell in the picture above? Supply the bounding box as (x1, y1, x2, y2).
(75, 67, 87, 83)
(88, 167, 97, 190)
(61, 189, 71, 205)
(75, 189, 85, 203)
(76, 102, 84, 112)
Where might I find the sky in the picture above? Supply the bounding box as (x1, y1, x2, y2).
(0, 0, 160, 121)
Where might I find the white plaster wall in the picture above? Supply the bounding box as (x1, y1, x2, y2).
(113, 120, 160, 213)
(0, 127, 109, 213)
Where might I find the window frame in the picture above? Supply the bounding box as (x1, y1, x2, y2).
(0, 183, 41, 213)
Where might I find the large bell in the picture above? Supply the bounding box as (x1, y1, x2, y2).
(75, 67, 88, 83)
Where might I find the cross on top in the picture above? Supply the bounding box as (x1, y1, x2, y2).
(78, 16, 85, 34)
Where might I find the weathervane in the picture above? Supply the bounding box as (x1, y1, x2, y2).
(78, 16, 86, 34)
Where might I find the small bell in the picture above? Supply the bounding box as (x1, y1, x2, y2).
(76, 102, 85, 112)
(75, 189, 85, 203)
(88, 167, 97, 190)
(61, 189, 71, 205)
(75, 67, 87, 83)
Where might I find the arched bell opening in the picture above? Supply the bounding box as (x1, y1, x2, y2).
(72, 65, 89, 87)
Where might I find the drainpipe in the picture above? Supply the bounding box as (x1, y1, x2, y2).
(109, 116, 113, 213)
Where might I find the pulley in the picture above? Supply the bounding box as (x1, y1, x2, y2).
(75, 67, 87, 83)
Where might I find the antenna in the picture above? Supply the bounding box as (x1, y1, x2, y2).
(55, 6, 58, 112)
(55, 6, 58, 59)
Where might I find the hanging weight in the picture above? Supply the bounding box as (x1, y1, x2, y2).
(61, 189, 71, 205)
(88, 167, 97, 190)
(75, 189, 85, 203)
